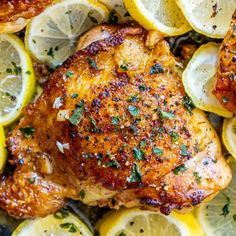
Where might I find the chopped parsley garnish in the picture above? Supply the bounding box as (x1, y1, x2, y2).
(140, 140, 146, 148)
(25, 70, 31, 75)
(71, 93, 78, 99)
(120, 63, 129, 71)
(221, 194, 231, 217)
(133, 147, 145, 161)
(127, 95, 139, 103)
(65, 10, 72, 14)
(104, 160, 120, 169)
(60, 223, 78, 233)
(54, 210, 69, 219)
(233, 125, 236, 134)
(9, 61, 22, 75)
(222, 96, 229, 103)
(28, 177, 35, 184)
(173, 164, 187, 175)
(152, 147, 164, 156)
(124, 11, 131, 17)
(79, 189, 85, 199)
(183, 95, 195, 115)
(65, 71, 74, 78)
(180, 144, 189, 156)
(108, 9, 119, 24)
(159, 110, 175, 120)
(233, 214, 236, 221)
(87, 57, 98, 70)
(193, 172, 202, 183)
(111, 116, 120, 125)
(128, 105, 139, 116)
(20, 126, 35, 138)
(149, 63, 164, 75)
(127, 163, 142, 183)
(169, 131, 179, 142)
(68, 101, 84, 125)
(88, 10, 98, 23)
(47, 47, 54, 58)
(89, 116, 99, 132)
(139, 84, 146, 91)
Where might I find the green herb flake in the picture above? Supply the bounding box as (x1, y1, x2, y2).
(65, 71, 74, 78)
(68, 101, 84, 125)
(11, 61, 22, 75)
(6, 68, 12, 73)
(60, 223, 78, 233)
(173, 164, 187, 175)
(183, 95, 195, 115)
(87, 57, 98, 70)
(152, 147, 164, 156)
(88, 10, 98, 23)
(233, 125, 236, 134)
(124, 11, 131, 17)
(139, 84, 146, 92)
(222, 96, 229, 103)
(120, 63, 128, 71)
(25, 70, 31, 75)
(149, 63, 164, 75)
(104, 160, 120, 169)
(169, 131, 179, 142)
(89, 116, 99, 132)
(108, 9, 119, 24)
(65, 10, 72, 15)
(133, 147, 145, 161)
(111, 117, 120, 125)
(54, 210, 69, 219)
(140, 140, 146, 148)
(221, 194, 231, 217)
(128, 163, 142, 183)
(193, 172, 202, 183)
(127, 95, 139, 103)
(28, 177, 35, 184)
(20, 126, 35, 138)
(128, 105, 139, 116)
(180, 144, 189, 156)
(71, 93, 78, 99)
(79, 189, 85, 199)
(233, 214, 236, 221)
(159, 110, 175, 120)
(47, 47, 54, 58)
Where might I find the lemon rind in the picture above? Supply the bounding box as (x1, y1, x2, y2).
(182, 43, 233, 118)
(0, 34, 35, 126)
(124, 0, 191, 36)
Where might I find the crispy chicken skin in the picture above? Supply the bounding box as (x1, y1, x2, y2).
(213, 11, 236, 112)
(0, 0, 53, 33)
(0, 25, 231, 218)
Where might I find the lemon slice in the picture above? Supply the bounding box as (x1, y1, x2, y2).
(98, 0, 133, 22)
(223, 117, 236, 159)
(0, 125, 7, 172)
(123, 0, 191, 36)
(25, 0, 108, 67)
(0, 34, 35, 126)
(177, 0, 236, 38)
(182, 42, 233, 118)
(197, 157, 236, 236)
(97, 208, 204, 236)
(12, 211, 93, 236)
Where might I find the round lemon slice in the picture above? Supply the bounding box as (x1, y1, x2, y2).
(12, 211, 93, 236)
(25, 0, 108, 67)
(123, 0, 191, 36)
(177, 0, 236, 38)
(98, 0, 133, 22)
(223, 117, 236, 159)
(197, 157, 236, 236)
(182, 42, 233, 118)
(0, 125, 7, 172)
(97, 208, 204, 236)
(0, 34, 35, 126)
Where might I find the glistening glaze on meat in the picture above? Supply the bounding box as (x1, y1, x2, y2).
(0, 25, 231, 218)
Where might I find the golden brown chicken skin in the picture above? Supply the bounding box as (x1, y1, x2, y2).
(0, 0, 53, 33)
(213, 11, 236, 112)
(0, 25, 231, 218)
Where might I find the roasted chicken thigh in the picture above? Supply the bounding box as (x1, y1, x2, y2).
(0, 26, 231, 218)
